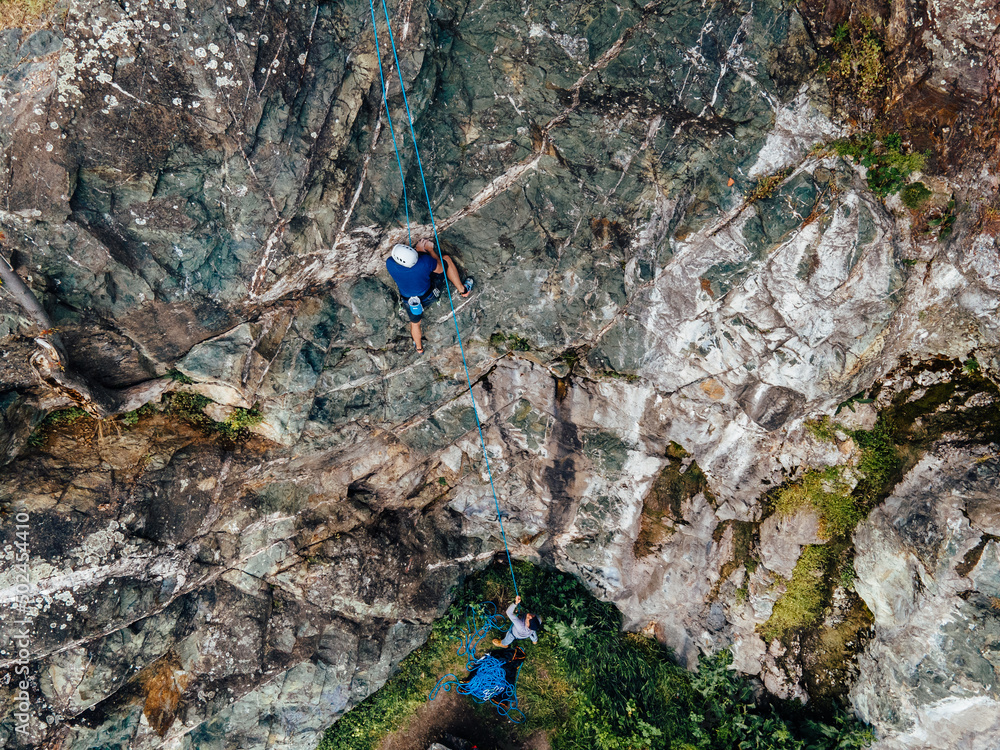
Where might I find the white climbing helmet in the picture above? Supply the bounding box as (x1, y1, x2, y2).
(391, 244, 418, 268)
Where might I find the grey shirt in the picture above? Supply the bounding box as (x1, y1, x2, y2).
(506, 602, 537, 643)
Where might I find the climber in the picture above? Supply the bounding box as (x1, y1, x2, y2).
(492, 596, 540, 647)
(385, 239, 473, 354)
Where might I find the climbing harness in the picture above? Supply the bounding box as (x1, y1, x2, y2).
(367, 0, 520, 600)
(428, 603, 526, 722)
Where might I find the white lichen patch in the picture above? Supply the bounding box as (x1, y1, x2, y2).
(75, 521, 126, 567)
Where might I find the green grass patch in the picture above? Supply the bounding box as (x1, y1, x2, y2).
(773, 466, 861, 540)
(318, 562, 873, 750)
(27, 406, 91, 448)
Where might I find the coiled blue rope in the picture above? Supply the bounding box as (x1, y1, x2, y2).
(428, 603, 526, 722)
(368, 0, 520, 600)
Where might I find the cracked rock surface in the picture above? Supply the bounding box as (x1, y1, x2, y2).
(1, 0, 999, 747)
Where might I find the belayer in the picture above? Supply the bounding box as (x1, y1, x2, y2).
(385, 239, 473, 354)
(492, 595, 540, 647)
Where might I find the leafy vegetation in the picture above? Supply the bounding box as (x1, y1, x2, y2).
(318, 563, 873, 750)
(926, 198, 957, 240)
(164, 391, 213, 425)
(832, 134, 927, 198)
(163, 391, 263, 441)
(220, 405, 264, 439)
(166, 368, 195, 384)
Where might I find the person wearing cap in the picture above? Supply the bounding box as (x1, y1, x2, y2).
(492, 595, 540, 647)
(385, 238, 472, 353)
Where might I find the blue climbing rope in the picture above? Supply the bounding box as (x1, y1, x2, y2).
(368, 0, 520, 600)
(366, 0, 411, 247)
(428, 603, 526, 722)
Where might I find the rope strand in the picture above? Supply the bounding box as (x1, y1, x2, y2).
(367, 0, 411, 247)
(369, 0, 520, 600)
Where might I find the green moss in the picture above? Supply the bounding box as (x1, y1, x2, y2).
(760, 545, 833, 643)
(746, 169, 790, 203)
(712, 520, 757, 600)
(900, 182, 932, 210)
(318, 562, 873, 750)
(27, 407, 91, 448)
(635, 443, 714, 556)
(805, 416, 840, 443)
(850, 417, 899, 508)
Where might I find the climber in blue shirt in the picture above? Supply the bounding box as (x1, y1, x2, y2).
(386, 239, 472, 353)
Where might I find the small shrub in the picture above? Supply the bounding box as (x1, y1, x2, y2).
(900, 181, 932, 210)
(165, 391, 212, 426)
(831, 17, 887, 103)
(747, 169, 790, 202)
(963, 357, 980, 374)
(490, 331, 532, 352)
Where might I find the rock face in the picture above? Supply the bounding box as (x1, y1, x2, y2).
(852, 447, 1000, 750)
(0, 0, 999, 748)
